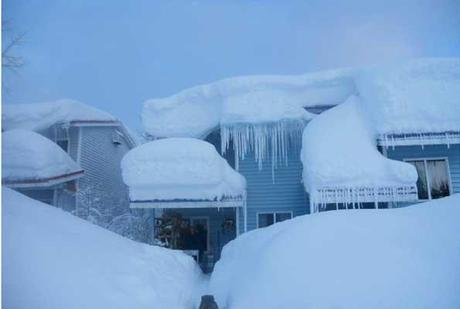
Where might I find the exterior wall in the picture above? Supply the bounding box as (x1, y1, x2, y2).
(206, 128, 309, 234)
(237, 144, 309, 233)
(76, 126, 132, 223)
(385, 144, 460, 199)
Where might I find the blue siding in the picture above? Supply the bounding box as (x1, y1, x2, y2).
(386, 144, 460, 195)
(238, 144, 309, 232)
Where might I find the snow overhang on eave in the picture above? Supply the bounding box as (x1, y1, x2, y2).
(377, 131, 460, 148)
(309, 185, 418, 209)
(3, 170, 84, 188)
(129, 197, 244, 209)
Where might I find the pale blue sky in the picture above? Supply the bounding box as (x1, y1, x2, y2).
(3, 0, 460, 130)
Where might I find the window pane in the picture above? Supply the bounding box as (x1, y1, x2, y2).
(57, 140, 69, 152)
(407, 160, 429, 199)
(275, 212, 292, 223)
(427, 160, 450, 199)
(258, 214, 274, 228)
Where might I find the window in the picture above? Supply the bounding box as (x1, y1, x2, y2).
(56, 139, 69, 152)
(406, 158, 451, 200)
(257, 212, 292, 228)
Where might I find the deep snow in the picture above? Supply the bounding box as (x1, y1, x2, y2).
(357, 58, 460, 136)
(2, 188, 203, 309)
(2, 129, 83, 183)
(301, 96, 418, 207)
(142, 68, 356, 138)
(2, 99, 116, 132)
(121, 138, 246, 201)
(209, 194, 460, 309)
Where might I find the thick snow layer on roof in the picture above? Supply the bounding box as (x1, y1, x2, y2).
(301, 96, 417, 207)
(3, 99, 116, 132)
(121, 138, 246, 201)
(3, 188, 203, 309)
(143, 68, 356, 138)
(2, 129, 82, 184)
(209, 194, 460, 309)
(357, 58, 460, 135)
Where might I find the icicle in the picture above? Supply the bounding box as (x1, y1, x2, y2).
(220, 119, 306, 181)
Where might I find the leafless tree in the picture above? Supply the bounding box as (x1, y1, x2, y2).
(2, 21, 25, 72)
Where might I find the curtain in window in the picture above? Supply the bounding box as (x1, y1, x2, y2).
(408, 160, 429, 199)
(427, 160, 450, 199)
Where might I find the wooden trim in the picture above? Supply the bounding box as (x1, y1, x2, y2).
(4, 170, 84, 188)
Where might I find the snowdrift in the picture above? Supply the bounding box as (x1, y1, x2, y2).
(121, 138, 246, 202)
(301, 96, 418, 208)
(3, 99, 116, 132)
(2, 129, 83, 185)
(2, 188, 203, 309)
(209, 195, 460, 309)
(356, 58, 460, 136)
(142, 68, 356, 138)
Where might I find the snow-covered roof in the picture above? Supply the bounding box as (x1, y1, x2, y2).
(301, 96, 418, 210)
(357, 58, 460, 140)
(3, 99, 117, 132)
(2, 129, 84, 187)
(142, 68, 356, 138)
(121, 138, 246, 205)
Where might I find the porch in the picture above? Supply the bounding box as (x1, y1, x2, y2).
(154, 207, 238, 273)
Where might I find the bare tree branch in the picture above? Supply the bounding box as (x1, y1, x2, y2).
(2, 21, 26, 71)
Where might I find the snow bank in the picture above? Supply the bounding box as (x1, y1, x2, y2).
(3, 99, 116, 131)
(142, 68, 356, 138)
(301, 96, 418, 208)
(210, 194, 460, 309)
(2, 129, 83, 185)
(121, 138, 246, 201)
(357, 58, 460, 136)
(2, 188, 203, 309)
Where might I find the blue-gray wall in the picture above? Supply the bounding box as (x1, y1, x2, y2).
(206, 128, 309, 233)
(386, 144, 460, 195)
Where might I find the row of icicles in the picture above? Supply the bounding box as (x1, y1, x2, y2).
(220, 119, 306, 181)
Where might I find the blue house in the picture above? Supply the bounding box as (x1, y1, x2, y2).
(128, 58, 459, 271)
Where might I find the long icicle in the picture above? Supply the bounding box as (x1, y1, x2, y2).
(221, 119, 306, 182)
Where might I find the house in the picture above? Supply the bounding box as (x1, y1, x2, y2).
(132, 58, 459, 270)
(2, 100, 152, 243)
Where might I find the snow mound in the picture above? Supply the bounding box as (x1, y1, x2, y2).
(301, 96, 418, 208)
(210, 194, 460, 309)
(357, 58, 460, 136)
(2, 129, 83, 185)
(121, 138, 246, 201)
(2, 188, 203, 309)
(143, 68, 356, 138)
(3, 99, 116, 132)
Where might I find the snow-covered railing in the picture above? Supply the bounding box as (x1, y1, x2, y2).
(309, 185, 418, 213)
(221, 119, 306, 178)
(377, 131, 460, 148)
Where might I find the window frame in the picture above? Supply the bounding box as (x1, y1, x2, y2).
(256, 211, 293, 228)
(404, 157, 452, 201)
